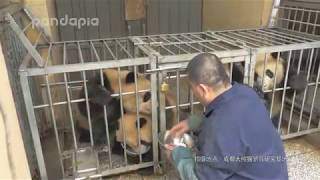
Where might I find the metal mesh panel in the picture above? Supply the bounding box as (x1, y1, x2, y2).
(0, 22, 38, 177)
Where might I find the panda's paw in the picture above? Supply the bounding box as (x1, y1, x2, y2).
(90, 85, 113, 105)
(288, 72, 308, 93)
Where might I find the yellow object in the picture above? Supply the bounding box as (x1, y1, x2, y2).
(161, 81, 169, 93)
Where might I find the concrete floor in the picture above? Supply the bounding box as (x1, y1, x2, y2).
(43, 132, 320, 179)
(112, 132, 320, 180)
(285, 132, 320, 180)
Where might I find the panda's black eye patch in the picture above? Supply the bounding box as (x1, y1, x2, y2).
(126, 72, 135, 84)
(143, 92, 151, 102)
(266, 69, 274, 79)
(136, 118, 147, 128)
(254, 73, 258, 81)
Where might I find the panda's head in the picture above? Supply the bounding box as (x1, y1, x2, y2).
(116, 113, 152, 155)
(103, 69, 152, 115)
(121, 71, 152, 115)
(254, 53, 285, 91)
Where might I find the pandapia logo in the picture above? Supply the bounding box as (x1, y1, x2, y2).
(32, 15, 99, 29)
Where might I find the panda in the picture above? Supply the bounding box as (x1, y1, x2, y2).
(112, 113, 153, 164)
(225, 52, 308, 128)
(77, 69, 178, 153)
(77, 69, 154, 146)
(253, 52, 308, 128)
(253, 53, 285, 127)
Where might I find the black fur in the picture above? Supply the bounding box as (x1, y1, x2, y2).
(77, 70, 150, 149)
(78, 74, 122, 146)
(136, 118, 147, 129)
(126, 71, 136, 83)
(231, 62, 245, 83)
(143, 92, 151, 102)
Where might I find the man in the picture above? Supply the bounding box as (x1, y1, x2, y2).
(166, 53, 288, 180)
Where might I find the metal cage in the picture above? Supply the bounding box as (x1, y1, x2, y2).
(4, 4, 320, 180)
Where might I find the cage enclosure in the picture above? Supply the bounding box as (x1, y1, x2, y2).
(3, 4, 320, 180)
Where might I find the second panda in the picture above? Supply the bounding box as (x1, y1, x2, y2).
(227, 52, 308, 128)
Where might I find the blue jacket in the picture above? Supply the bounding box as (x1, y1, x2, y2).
(172, 83, 288, 180)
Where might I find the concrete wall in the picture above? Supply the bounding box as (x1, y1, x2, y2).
(203, 0, 274, 31)
(0, 42, 31, 179)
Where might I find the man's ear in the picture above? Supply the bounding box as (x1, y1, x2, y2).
(199, 84, 208, 97)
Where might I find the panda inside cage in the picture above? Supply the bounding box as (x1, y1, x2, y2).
(7, 4, 320, 180)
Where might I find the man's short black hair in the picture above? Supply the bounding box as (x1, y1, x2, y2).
(186, 53, 229, 87)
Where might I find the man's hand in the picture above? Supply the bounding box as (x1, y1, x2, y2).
(169, 120, 190, 138)
(165, 144, 176, 162)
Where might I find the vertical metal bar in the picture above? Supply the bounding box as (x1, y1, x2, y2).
(189, 83, 194, 113)
(150, 56, 159, 173)
(292, 9, 298, 30)
(288, 50, 304, 133)
(158, 72, 167, 169)
(91, 41, 113, 167)
(298, 9, 305, 32)
(279, 51, 292, 133)
(20, 74, 48, 179)
(311, 49, 319, 76)
(268, 0, 280, 27)
(100, 46, 113, 168)
(134, 65, 143, 162)
(305, 11, 311, 33)
(249, 52, 257, 87)
(229, 63, 234, 82)
(287, 8, 292, 29)
(116, 59, 128, 165)
(298, 49, 314, 131)
(89, 42, 101, 170)
(45, 75, 65, 176)
(176, 70, 180, 123)
(313, 12, 318, 35)
(78, 42, 94, 146)
(261, 53, 268, 93)
(269, 52, 280, 120)
(243, 55, 251, 85)
(63, 73, 78, 150)
(308, 58, 320, 129)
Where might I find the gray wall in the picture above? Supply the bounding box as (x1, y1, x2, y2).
(55, 0, 202, 41)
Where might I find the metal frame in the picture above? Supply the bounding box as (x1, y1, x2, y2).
(7, 4, 320, 180)
(18, 29, 320, 180)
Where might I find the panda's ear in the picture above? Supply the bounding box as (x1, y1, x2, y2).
(136, 118, 147, 128)
(271, 52, 279, 59)
(125, 72, 135, 84)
